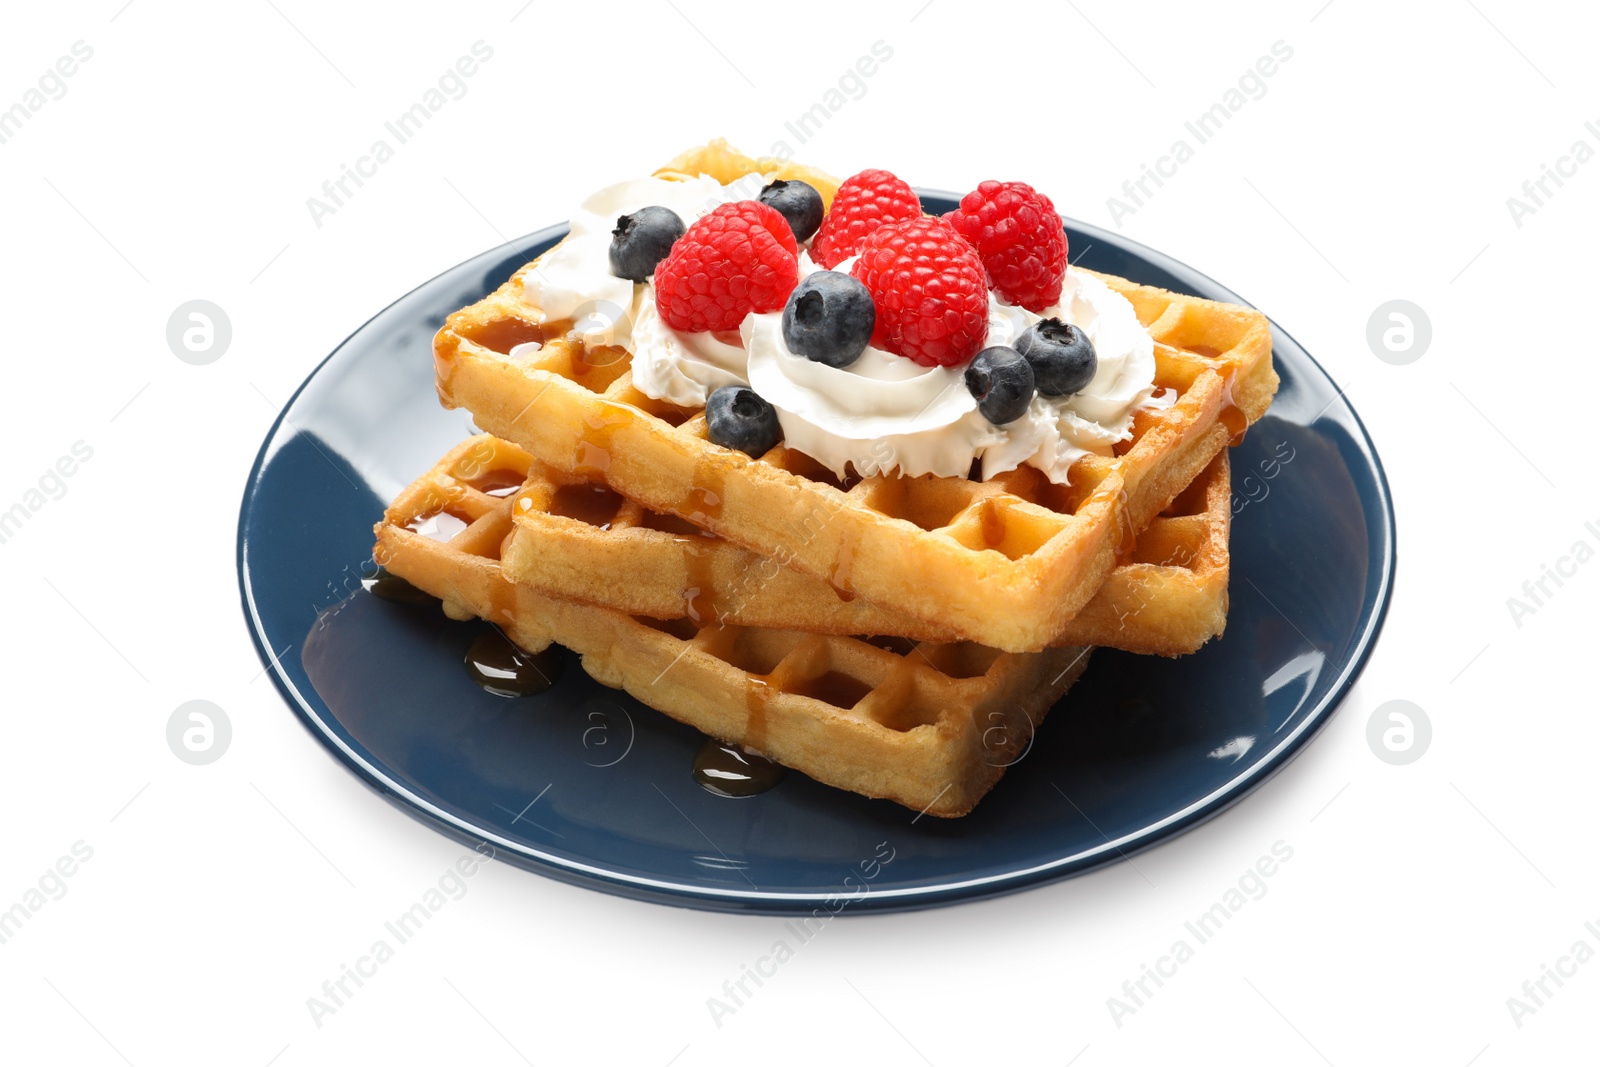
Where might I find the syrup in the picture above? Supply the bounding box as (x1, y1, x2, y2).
(681, 458, 728, 526)
(573, 439, 612, 476)
(1220, 403, 1248, 446)
(465, 317, 553, 355)
(549, 484, 624, 527)
(692, 738, 784, 797)
(683, 485, 723, 524)
(1112, 514, 1139, 562)
(406, 509, 469, 542)
(828, 535, 858, 602)
(463, 629, 563, 697)
(475, 469, 527, 497)
(744, 673, 774, 753)
(436, 318, 553, 405)
(572, 403, 631, 478)
(683, 538, 717, 626)
(568, 340, 627, 386)
(485, 575, 516, 626)
(434, 345, 458, 405)
(367, 568, 436, 606)
(1218, 370, 1247, 445)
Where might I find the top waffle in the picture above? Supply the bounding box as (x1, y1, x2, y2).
(434, 143, 1276, 652)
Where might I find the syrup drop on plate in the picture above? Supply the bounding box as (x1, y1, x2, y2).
(692, 738, 785, 797)
(463, 629, 564, 697)
(366, 568, 437, 606)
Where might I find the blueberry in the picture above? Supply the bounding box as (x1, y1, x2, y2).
(758, 179, 825, 243)
(781, 271, 876, 368)
(706, 385, 782, 457)
(609, 206, 685, 282)
(964, 346, 1036, 424)
(1015, 317, 1098, 396)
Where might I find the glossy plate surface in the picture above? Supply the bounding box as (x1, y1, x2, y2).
(238, 194, 1394, 914)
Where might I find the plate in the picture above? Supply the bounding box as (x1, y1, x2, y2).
(238, 193, 1395, 914)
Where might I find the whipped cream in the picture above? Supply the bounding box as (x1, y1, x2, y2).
(520, 174, 755, 352)
(516, 174, 1169, 485)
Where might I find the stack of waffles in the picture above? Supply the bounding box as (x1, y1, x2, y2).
(374, 142, 1277, 817)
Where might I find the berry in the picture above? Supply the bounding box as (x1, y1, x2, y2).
(1016, 318, 1097, 395)
(653, 201, 799, 333)
(609, 206, 686, 282)
(810, 168, 922, 269)
(781, 271, 875, 368)
(758, 179, 825, 243)
(946, 180, 1068, 312)
(849, 215, 990, 367)
(965, 346, 1035, 424)
(705, 385, 781, 456)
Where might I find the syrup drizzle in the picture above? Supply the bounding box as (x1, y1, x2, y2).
(682, 456, 727, 526)
(683, 485, 722, 524)
(566, 335, 625, 387)
(366, 568, 436, 606)
(573, 433, 614, 476)
(550, 483, 624, 527)
(1219, 402, 1247, 446)
(744, 672, 775, 754)
(484, 572, 516, 626)
(406, 509, 469, 542)
(436, 317, 556, 405)
(474, 469, 528, 497)
(1112, 510, 1139, 561)
(572, 402, 632, 478)
(683, 536, 717, 626)
(692, 738, 784, 797)
(1217, 365, 1247, 445)
(828, 534, 858, 602)
(675, 457, 730, 625)
(463, 629, 563, 697)
(434, 344, 458, 405)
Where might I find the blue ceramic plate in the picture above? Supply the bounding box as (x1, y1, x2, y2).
(239, 193, 1394, 914)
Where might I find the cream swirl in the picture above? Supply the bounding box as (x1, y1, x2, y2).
(741, 257, 1166, 482)
(519, 174, 758, 352)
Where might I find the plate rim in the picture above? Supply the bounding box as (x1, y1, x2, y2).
(237, 196, 1396, 914)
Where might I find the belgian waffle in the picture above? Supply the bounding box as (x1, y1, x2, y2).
(492, 436, 1230, 656)
(433, 144, 1275, 652)
(373, 436, 1094, 816)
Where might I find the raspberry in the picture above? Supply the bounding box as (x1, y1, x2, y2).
(653, 201, 799, 333)
(810, 168, 922, 269)
(946, 180, 1068, 312)
(850, 215, 990, 367)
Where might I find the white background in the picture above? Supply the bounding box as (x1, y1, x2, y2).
(1, 0, 1594, 1063)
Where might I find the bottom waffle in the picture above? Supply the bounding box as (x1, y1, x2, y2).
(374, 438, 1096, 816)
